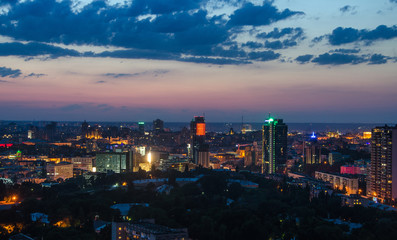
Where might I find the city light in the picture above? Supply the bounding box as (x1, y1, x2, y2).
(147, 152, 152, 164)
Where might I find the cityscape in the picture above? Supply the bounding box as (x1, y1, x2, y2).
(1, 0, 397, 240)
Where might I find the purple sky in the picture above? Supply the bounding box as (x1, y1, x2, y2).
(0, 0, 397, 122)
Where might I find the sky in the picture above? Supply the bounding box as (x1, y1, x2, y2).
(0, 0, 396, 123)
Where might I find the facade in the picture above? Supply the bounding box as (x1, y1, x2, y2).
(341, 165, 367, 175)
(315, 171, 359, 195)
(71, 157, 93, 171)
(46, 162, 73, 181)
(138, 122, 145, 134)
(305, 144, 322, 164)
(190, 116, 207, 166)
(262, 117, 288, 174)
(96, 150, 136, 173)
(367, 125, 397, 202)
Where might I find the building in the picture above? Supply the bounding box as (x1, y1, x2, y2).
(153, 119, 164, 133)
(190, 116, 207, 166)
(138, 122, 145, 134)
(46, 162, 73, 181)
(262, 117, 288, 174)
(304, 144, 322, 164)
(96, 150, 136, 174)
(71, 157, 93, 171)
(367, 125, 397, 202)
(341, 165, 367, 175)
(112, 221, 188, 240)
(315, 171, 359, 195)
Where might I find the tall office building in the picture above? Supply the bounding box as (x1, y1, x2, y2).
(367, 125, 397, 202)
(190, 116, 207, 166)
(138, 122, 145, 134)
(96, 150, 136, 173)
(153, 119, 164, 133)
(262, 117, 288, 174)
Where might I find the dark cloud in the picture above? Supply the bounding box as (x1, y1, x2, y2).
(242, 41, 263, 49)
(26, 73, 46, 78)
(228, 2, 303, 26)
(390, 0, 397, 3)
(295, 54, 313, 64)
(102, 70, 170, 79)
(103, 73, 135, 78)
(181, 57, 251, 65)
(0, 42, 81, 58)
(311, 53, 365, 65)
(330, 48, 360, 54)
(248, 51, 280, 61)
(368, 54, 388, 64)
(264, 40, 283, 50)
(257, 27, 304, 40)
(339, 5, 357, 14)
(328, 25, 397, 45)
(0, 66, 22, 78)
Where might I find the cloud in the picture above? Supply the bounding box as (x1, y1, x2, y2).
(0, 80, 10, 83)
(103, 73, 135, 78)
(26, 73, 47, 78)
(102, 70, 170, 79)
(0, 66, 22, 78)
(0, 42, 81, 58)
(328, 25, 397, 45)
(390, 0, 397, 3)
(311, 53, 365, 65)
(339, 5, 357, 14)
(242, 41, 263, 49)
(368, 54, 388, 64)
(330, 48, 360, 54)
(295, 54, 313, 64)
(228, 2, 303, 26)
(257, 27, 304, 40)
(248, 51, 280, 61)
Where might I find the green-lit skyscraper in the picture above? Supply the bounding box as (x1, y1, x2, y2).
(262, 117, 288, 174)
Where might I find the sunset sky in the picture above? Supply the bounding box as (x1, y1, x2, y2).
(0, 0, 396, 122)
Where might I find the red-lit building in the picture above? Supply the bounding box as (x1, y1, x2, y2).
(341, 165, 366, 175)
(190, 116, 209, 167)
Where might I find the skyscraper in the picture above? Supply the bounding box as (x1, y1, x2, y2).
(367, 125, 397, 203)
(262, 117, 288, 174)
(190, 116, 208, 166)
(138, 122, 145, 134)
(153, 119, 164, 133)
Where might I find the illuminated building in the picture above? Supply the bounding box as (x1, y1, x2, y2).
(71, 157, 93, 171)
(305, 144, 322, 164)
(153, 119, 164, 133)
(315, 171, 359, 195)
(46, 162, 73, 181)
(341, 165, 366, 175)
(96, 150, 136, 173)
(367, 125, 397, 202)
(262, 117, 288, 174)
(190, 116, 207, 166)
(138, 122, 145, 134)
(362, 131, 372, 139)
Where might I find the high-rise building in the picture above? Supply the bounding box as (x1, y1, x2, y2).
(190, 116, 207, 165)
(153, 119, 164, 133)
(96, 150, 136, 173)
(138, 122, 145, 134)
(262, 117, 288, 174)
(81, 120, 89, 137)
(367, 125, 397, 202)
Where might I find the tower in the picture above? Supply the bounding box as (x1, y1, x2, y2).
(368, 125, 397, 203)
(153, 119, 164, 133)
(138, 122, 145, 134)
(190, 116, 208, 166)
(262, 117, 288, 174)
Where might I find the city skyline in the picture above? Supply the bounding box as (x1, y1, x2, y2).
(0, 0, 396, 122)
